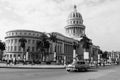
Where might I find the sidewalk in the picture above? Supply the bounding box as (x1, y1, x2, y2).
(0, 62, 118, 69)
(0, 63, 65, 69)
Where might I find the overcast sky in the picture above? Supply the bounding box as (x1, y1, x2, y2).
(0, 0, 120, 51)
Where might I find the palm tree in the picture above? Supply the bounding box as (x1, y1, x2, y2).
(49, 32, 57, 62)
(36, 40, 44, 62)
(44, 40, 50, 62)
(80, 35, 92, 52)
(19, 38, 27, 60)
(80, 35, 92, 60)
(72, 42, 79, 62)
(0, 41, 5, 51)
(0, 41, 5, 60)
(37, 33, 50, 62)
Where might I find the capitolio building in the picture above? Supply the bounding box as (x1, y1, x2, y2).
(3, 5, 97, 64)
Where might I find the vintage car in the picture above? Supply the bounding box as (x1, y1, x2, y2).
(66, 61, 90, 72)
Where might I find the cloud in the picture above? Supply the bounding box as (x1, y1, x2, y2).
(0, 0, 25, 24)
(0, 0, 120, 51)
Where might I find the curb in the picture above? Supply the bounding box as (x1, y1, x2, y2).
(0, 65, 65, 69)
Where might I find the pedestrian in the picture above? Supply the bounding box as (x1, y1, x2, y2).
(6, 58, 10, 65)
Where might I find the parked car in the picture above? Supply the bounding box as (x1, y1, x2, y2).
(66, 60, 90, 72)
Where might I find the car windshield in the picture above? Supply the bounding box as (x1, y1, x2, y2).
(77, 62, 85, 64)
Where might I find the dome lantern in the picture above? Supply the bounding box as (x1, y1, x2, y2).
(74, 5, 77, 12)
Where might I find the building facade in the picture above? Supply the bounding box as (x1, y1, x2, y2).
(4, 30, 78, 64)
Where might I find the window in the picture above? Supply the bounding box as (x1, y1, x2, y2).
(73, 21, 75, 24)
(20, 32, 22, 35)
(14, 46, 17, 51)
(11, 39, 13, 44)
(28, 40, 31, 44)
(28, 46, 30, 51)
(32, 47, 34, 52)
(37, 34, 39, 36)
(11, 46, 13, 51)
(15, 39, 17, 43)
(12, 32, 14, 35)
(29, 33, 31, 35)
(32, 40, 35, 44)
(19, 46, 21, 51)
(15, 32, 17, 35)
(77, 21, 78, 24)
(18, 54, 20, 57)
(76, 13, 78, 17)
(14, 54, 16, 57)
(70, 21, 72, 24)
(10, 54, 12, 58)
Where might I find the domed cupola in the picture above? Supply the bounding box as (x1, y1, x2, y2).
(65, 5, 85, 39)
(68, 5, 83, 23)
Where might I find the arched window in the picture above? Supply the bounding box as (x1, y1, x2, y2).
(73, 21, 75, 24)
(77, 21, 78, 24)
(76, 13, 78, 17)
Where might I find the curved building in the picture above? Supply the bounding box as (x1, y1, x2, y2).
(4, 30, 43, 61)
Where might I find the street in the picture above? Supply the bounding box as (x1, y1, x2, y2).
(0, 65, 119, 80)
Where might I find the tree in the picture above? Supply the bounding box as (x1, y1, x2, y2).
(19, 38, 27, 60)
(102, 51, 108, 60)
(36, 40, 44, 61)
(72, 41, 79, 62)
(0, 41, 5, 60)
(80, 35, 92, 52)
(0, 41, 5, 51)
(49, 32, 57, 61)
(36, 33, 50, 61)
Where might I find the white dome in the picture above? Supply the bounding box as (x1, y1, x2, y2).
(68, 5, 83, 23)
(65, 5, 85, 38)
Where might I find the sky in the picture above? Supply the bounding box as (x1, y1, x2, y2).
(0, 0, 120, 51)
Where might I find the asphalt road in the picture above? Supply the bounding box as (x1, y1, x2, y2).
(0, 65, 119, 80)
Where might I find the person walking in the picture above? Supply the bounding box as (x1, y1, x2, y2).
(6, 58, 10, 65)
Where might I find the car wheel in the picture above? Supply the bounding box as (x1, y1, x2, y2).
(67, 70, 70, 72)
